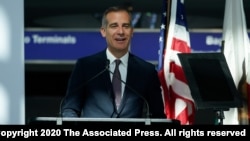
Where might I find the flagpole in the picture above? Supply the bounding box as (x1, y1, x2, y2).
(165, 0, 171, 37)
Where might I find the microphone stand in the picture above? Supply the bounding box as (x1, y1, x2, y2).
(59, 60, 110, 121)
(215, 109, 225, 125)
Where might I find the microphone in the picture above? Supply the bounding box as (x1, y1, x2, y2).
(58, 60, 110, 117)
(108, 61, 152, 125)
(79, 60, 110, 86)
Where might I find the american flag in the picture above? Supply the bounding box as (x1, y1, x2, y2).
(158, 0, 195, 125)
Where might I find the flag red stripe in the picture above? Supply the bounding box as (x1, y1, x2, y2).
(171, 38, 191, 52)
(169, 62, 188, 84)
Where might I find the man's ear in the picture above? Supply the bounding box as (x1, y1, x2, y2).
(100, 27, 106, 37)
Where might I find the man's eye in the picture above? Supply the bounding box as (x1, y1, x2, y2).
(123, 24, 131, 28)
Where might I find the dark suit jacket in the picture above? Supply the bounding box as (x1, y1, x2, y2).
(61, 50, 166, 118)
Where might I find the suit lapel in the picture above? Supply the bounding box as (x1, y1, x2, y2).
(96, 50, 117, 110)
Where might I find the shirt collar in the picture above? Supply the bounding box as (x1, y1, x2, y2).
(106, 49, 129, 66)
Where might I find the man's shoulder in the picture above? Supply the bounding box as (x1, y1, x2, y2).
(78, 50, 105, 61)
(129, 53, 155, 68)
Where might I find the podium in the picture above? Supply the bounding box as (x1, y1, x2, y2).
(28, 117, 180, 126)
(177, 53, 243, 124)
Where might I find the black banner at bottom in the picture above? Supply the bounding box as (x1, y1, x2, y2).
(0, 125, 248, 138)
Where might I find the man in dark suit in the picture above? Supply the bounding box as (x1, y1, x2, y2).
(61, 6, 166, 118)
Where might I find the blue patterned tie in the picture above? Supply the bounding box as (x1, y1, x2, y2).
(112, 59, 121, 109)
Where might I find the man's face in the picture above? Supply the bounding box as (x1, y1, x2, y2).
(100, 11, 133, 54)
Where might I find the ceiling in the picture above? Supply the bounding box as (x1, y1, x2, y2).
(24, 0, 250, 29)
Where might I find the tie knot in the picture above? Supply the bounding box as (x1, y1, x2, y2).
(115, 59, 121, 66)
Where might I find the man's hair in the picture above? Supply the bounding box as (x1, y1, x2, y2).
(101, 6, 132, 27)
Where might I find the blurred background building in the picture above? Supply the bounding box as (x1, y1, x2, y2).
(24, 0, 250, 29)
